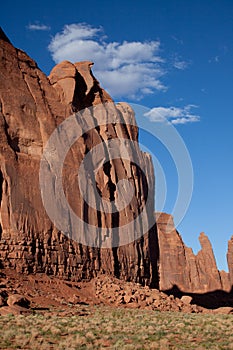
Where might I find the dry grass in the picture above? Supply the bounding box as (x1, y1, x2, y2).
(0, 305, 233, 349)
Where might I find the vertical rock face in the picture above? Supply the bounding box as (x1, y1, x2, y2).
(195, 232, 223, 291)
(227, 237, 233, 287)
(0, 30, 157, 285)
(156, 213, 192, 292)
(156, 213, 231, 293)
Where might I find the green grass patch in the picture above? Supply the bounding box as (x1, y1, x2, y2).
(0, 306, 232, 349)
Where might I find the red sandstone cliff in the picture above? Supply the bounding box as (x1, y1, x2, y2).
(227, 236, 233, 288)
(0, 29, 232, 295)
(156, 213, 232, 293)
(0, 29, 157, 285)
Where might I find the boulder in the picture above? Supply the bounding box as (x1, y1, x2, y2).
(0, 305, 31, 316)
(181, 295, 192, 305)
(7, 294, 30, 308)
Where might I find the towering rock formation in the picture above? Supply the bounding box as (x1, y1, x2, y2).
(0, 29, 232, 295)
(0, 29, 157, 285)
(156, 213, 232, 293)
(227, 237, 233, 288)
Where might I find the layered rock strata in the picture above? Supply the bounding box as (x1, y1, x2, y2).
(0, 29, 157, 286)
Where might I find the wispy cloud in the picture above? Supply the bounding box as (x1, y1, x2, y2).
(144, 105, 200, 125)
(171, 35, 184, 45)
(172, 54, 190, 70)
(48, 23, 166, 99)
(208, 55, 220, 63)
(173, 60, 189, 70)
(27, 23, 50, 31)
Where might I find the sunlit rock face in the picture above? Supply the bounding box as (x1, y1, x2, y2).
(227, 237, 233, 288)
(0, 29, 158, 286)
(156, 212, 232, 293)
(0, 29, 232, 294)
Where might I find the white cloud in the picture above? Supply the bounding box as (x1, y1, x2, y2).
(27, 23, 50, 31)
(48, 23, 166, 99)
(144, 105, 200, 125)
(173, 60, 189, 70)
(172, 53, 190, 70)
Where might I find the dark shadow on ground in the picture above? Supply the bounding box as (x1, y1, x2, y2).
(163, 284, 233, 309)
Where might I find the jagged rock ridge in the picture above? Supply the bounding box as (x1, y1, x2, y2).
(156, 213, 232, 292)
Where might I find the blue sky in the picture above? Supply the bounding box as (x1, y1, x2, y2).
(1, 0, 233, 270)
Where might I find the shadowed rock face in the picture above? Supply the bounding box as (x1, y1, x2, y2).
(0, 29, 157, 285)
(49, 60, 112, 112)
(0, 27, 11, 44)
(156, 213, 232, 293)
